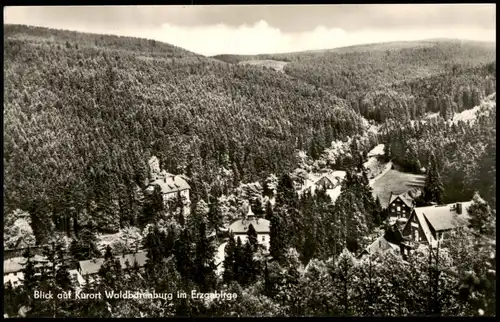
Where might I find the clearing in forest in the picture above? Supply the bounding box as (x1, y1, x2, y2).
(238, 59, 288, 72)
(371, 169, 426, 208)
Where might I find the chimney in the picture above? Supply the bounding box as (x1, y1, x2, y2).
(456, 203, 462, 214)
(164, 177, 167, 183)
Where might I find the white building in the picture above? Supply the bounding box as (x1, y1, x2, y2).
(227, 204, 270, 249)
(214, 204, 271, 276)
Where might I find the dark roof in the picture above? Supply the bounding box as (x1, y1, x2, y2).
(314, 171, 346, 188)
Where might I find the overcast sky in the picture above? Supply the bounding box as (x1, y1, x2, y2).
(4, 5, 496, 56)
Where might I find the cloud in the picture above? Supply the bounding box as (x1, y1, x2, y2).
(4, 10, 496, 56)
(117, 20, 495, 56)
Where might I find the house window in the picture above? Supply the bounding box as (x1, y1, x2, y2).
(391, 208, 395, 212)
(262, 236, 265, 242)
(415, 230, 419, 241)
(397, 206, 401, 212)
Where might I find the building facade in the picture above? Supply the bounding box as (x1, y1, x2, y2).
(401, 201, 472, 249)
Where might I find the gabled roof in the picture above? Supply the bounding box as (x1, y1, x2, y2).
(358, 235, 399, 259)
(405, 201, 473, 245)
(422, 202, 472, 232)
(318, 171, 346, 187)
(228, 217, 270, 234)
(117, 252, 148, 269)
(389, 191, 415, 208)
(79, 258, 105, 276)
(148, 174, 190, 194)
(4, 255, 48, 274)
(79, 251, 148, 276)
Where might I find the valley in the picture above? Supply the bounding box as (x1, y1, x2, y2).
(3, 21, 496, 318)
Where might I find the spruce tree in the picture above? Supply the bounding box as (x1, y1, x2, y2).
(468, 192, 495, 236)
(222, 233, 236, 284)
(276, 173, 298, 208)
(21, 246, 38, 313)
(143, 225, 168, 275)
(265, 200, 274, 221)
(104, 245, 113, 260)
(232, 237, 244, 284)
(240, 242, 256, 286)
(270, 209, 286, 262)
(193, 221, 216, 291)
(208, 197, 223, 233)
(174, 228, 194, 282)
(247, 223, 258, 252)
(424, 153, 444, 205)
(55, 245, 72, 291)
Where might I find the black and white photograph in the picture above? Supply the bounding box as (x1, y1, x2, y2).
(3, 4, 496, 317)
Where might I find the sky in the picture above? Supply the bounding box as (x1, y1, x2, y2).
(4, 5, 496, 56)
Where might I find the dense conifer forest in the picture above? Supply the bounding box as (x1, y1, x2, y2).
(3, 25, 496, 317)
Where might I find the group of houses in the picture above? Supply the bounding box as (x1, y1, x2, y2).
(3, 153, 476, 287)
(359, 190, 473, 260)
(294, 170, 347, 203)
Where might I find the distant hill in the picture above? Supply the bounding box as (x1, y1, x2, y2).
(4, 24, 366, 239)
(213, 39, 496, 123)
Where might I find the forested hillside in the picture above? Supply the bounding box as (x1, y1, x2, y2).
(4, 25, 365, 239)
(214, 40, 496, 122)
(380, 94, 496, 208)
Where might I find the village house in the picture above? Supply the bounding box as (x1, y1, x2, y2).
(3, 255, 50, 288)
(357, 235, 401, 260)
(295, 171, 346, 203)
(228, 204, 271, 249)
(215, 203, 271, 275)
(400, 201, 473, 253)
(77, 251, 148, 284)
(146, 156, 191, 206)
(387, 191, 417, 224)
